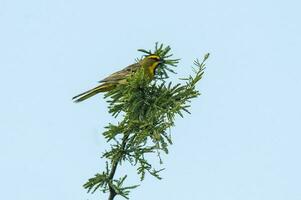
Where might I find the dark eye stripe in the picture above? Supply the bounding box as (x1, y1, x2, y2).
(147, 55, 160, 60)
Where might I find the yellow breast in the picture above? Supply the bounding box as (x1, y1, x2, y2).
(147, 62, 158, 78)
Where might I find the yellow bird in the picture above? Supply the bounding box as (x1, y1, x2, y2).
(73, 55, 164, 102)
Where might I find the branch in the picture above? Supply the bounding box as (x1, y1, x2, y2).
(107, 134, 129, 200)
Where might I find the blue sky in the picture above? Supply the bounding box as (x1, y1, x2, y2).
(1, 0, 301, 199)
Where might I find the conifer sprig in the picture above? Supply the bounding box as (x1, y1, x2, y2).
(84, 44, 209, 200)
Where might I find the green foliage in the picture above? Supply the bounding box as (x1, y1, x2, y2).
(84, 44, 209, 200)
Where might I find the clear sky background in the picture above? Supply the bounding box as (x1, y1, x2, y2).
(1, 0, 300, 199)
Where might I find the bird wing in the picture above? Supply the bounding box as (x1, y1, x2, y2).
(99, 62, 141, 83)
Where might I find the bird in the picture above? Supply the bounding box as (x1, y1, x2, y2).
(72, 55, 164, 103)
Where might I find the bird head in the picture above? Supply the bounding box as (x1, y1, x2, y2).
(141, 54, 164, 71)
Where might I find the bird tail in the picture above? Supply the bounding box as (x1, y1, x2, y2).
(72, 84, 114, 103)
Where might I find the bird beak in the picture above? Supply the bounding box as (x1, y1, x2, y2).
(159, 59, 165, 64)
